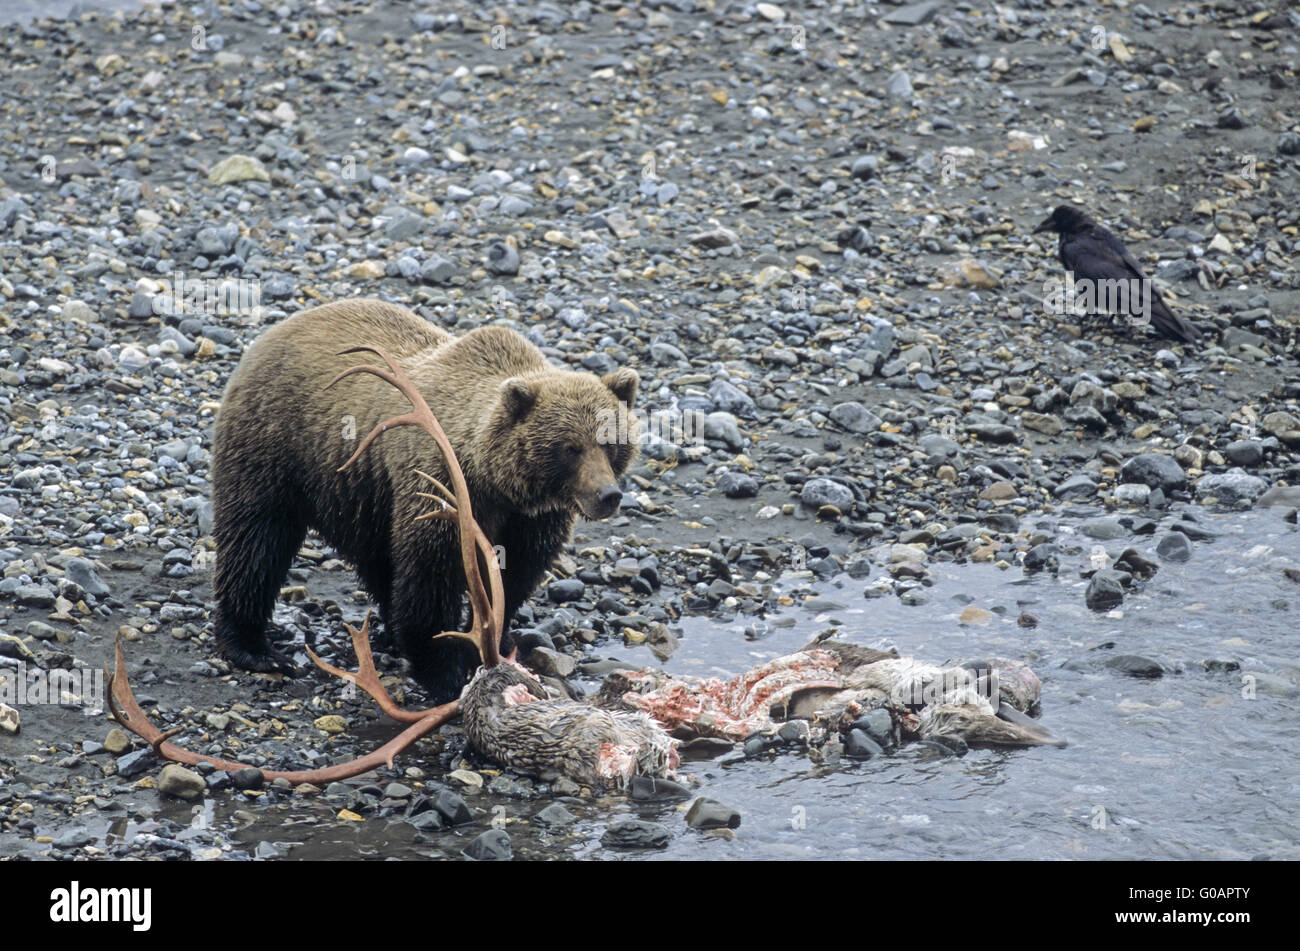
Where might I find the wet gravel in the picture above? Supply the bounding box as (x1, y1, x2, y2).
(1, 0, 1299, 860)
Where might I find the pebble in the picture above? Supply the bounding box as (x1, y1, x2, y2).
(601, 819, 671, 850)
(1085, 571, 1125, 611)
(463, 829, 512, 861)
(158, 764, 206, 800)
(685, 797, 742, 830)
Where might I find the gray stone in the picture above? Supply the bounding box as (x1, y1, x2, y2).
(886, 70, 913, 99)
(845, 728, 883, 759)
(1156, 533, 1191, 562)
(1258, 486, 1300, 508)
(526, 645, 576, 678)
(116, 748, 157, 778)
(486, 241, 519, 275)
(708, 379, 756, 417)
(15, 585, 55, 607)
(1085, 571, 1125, 611)
(419, 255, 457, 284)
(1054, 473, 1098, 500)
(801, 478, 854, 510)
(1195, 469, 1267, 504)
(463, 829, 512, 861)
(64, 558, 110, 598)
(1081, 518, 1127, 540)
(829, 401, 881, 434)
(534, 803, 577, 827)
(685, 797, 742, 830)
(716, 471, 758, 499)
(703, 412, 744, 451)
(1120, 453, 1186, 491)
(1105, 654, 1166, 678)
(602, 819, 671, 849)
(547, 578, 585, 603)
(383, 209, 425, 241)
(1224, 440, 1264, 467)
(158, 763, 206, 800)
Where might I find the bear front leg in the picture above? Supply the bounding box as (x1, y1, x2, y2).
(495, 511, 577, 623)
(213, 510, 308, 675)
(388, 525, 480, 704)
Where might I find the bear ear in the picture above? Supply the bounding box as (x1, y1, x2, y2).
(499, 377, 539, 421)
(602, 368, 639, 406)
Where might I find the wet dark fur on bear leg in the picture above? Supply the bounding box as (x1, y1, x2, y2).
(213, 509, 307, 674)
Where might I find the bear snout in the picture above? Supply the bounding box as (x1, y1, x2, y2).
(578, 483, 623, 519)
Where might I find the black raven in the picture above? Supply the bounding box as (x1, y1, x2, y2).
(1034, 204, 1201, 345)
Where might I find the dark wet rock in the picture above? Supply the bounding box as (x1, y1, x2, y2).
(1080, 518, 1126, 540)
(845, 728, 883, 759)
(1156, 533, 1192, 563)
(1120, 454, 1186, 491)
(685, 797, 742, 830)
(547, 578, 585, 603)
(432, 788, 472, 826)
(463, 829, 512, 861)
(1170, 520, 1217, 542)
(526, 645, 576, 679)
(14, 585, 55, 607)
(230, 767, 265, 790)
(630, 775, 692, 802)
(855, 708, 894, 745)
(1085, 571, 1125, 611)
(1023, 543, 1060, 572)
(115, 749, 156, 778)
(1224, 440, 1264, 467)
(1115, 548, 1159, 580)
(534, 803, 577, 827)
(1105, 655, 1166, 678)
(602, 819, 671, 850)
(716, 471, 758, 499)
(54, 828, 96, 850)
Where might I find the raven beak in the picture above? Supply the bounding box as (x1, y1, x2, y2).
(1032, 216, 1054, 234)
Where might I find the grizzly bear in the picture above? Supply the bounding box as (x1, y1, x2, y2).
(211, 298, 639, 702)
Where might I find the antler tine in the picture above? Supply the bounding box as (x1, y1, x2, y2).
(304, 611, 434, 723)
(414, 469, 457, 506)
(326, 345, 501, 669)
(107, 634, 459, 783)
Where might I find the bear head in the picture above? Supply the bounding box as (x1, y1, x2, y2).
(484, 366, 639, 519)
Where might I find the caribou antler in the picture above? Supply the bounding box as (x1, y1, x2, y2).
(106, 344, 506, 785)
(328, 345, 503, 668)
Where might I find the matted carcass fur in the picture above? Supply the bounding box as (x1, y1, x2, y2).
(460, 662, 678, 790)
(596, 639, 1064, 749)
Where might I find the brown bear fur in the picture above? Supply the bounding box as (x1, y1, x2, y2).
(211, 298, 639, 701)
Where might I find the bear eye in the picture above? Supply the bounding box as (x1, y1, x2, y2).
(565, 444, 583, 458)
